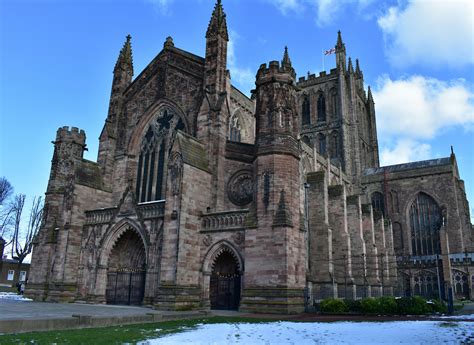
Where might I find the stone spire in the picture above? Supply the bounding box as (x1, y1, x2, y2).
(282, 46, 292, 68)
(336, 30, 345, 51)
(114, 34, 133, 75)
(348, 57, 354, 74)
(206, 0, 228, 40)
(355, 59, 363, 78)
(367, 86, 374, 102)
(204, 0, 229, 94)
(335, 30, 346, 71)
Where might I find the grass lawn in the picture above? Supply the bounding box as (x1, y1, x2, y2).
(0, 316, 274, 345)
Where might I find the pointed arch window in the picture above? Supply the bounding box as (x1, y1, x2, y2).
(330, 88, 337, 120)
(317, 133, 326, 155)
(228, 113, 242, 143)
(317, 93, 326, 122)
(371, 192, 385, 216)
(330, 130, 339, 158)
(302, 96, 311, 126)
(409, 192, 441, 256)
(136, 108, 185, 203)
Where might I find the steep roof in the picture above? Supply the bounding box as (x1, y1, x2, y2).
(363, 157, 451, 176)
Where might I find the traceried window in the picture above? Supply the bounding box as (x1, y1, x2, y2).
(330, 88, 337, 120)
(317, 93, 326, 122)
(317, 133, 326, 155)
(136, 108, 185, 203)
(302, 96, 311, 126)
(330, 130, 339, 158)
(409, 192, 441, 256)
(228, 114, 242, 143)
(371, 192, 385, 216)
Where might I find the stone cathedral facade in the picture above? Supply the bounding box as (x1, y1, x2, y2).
(27, 1, 473, 313)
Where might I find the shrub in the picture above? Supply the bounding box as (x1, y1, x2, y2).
(344, 299, 362, 313)
(428, 299, 448, 314)
(396, 296, 431, 315)
(361, 298, 379, 314)
(320, 298, 349, 313)
(378, 296, 398, 314)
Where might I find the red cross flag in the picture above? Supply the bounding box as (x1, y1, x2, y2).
(324, 48, 336, 55)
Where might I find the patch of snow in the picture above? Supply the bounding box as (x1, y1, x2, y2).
(140, 320, 474, 344)
(0, 292, 32, 301)
(437, 314, 474, 320)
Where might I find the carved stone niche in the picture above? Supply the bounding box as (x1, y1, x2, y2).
(227, 170, 253, 206)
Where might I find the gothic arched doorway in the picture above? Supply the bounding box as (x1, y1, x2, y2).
(210, 251, 241, 310)
(105, 229, 146, 305)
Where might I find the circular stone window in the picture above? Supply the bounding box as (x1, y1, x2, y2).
(227, 170, 253, 206)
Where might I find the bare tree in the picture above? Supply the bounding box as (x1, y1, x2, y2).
(0, 177, 13, 206)
(0, 177, 14, 240)
(11, 194, 43, 266)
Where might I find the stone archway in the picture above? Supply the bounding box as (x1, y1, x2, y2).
(210, 250, 241, 310)
(105, 229, 147, 305)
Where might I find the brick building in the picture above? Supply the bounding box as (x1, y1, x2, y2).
(27, 1, 473, 312)
(0, 237, 30, 288)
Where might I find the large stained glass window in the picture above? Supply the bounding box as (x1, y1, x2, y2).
(136, 108, 185, 202)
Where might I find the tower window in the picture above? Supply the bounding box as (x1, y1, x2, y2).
(317, 133, 326, 155)
(302, 96, 311, 126)
(317, 94, 326, 122)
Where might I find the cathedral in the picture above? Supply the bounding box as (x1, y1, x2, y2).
(27, 1, 473, 313)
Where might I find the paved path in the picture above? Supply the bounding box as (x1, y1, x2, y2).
(0, 298, 157, 320)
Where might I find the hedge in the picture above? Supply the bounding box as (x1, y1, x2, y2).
(318, 296, 447, 315)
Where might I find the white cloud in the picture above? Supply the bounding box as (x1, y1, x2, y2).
(264, 0, 303, 14)
(264, 0, 374, 26)
(373, 75, 474, 140)
(377, 0, 474, 67)
(380, 139, 432, 166)
(228, 31, 255, 94)
(145, 0, 174, 14)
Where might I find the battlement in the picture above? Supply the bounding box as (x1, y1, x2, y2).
(56, 126, 86, 144)
(256, 60, 296, 85)
(296, 68, 338, 87)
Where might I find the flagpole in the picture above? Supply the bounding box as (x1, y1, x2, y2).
(322, 49, 325, 72)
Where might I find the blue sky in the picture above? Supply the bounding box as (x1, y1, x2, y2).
(1, 0, 473, 219)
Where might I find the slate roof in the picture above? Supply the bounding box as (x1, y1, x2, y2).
(363, 157, 451, 176)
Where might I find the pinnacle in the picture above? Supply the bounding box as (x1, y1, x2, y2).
(348, 57, 354, 73)
(114, 34, 133, 73)
(355, 58, 362, 76)
(282, 46, 292, 67)
(336, 30, 344, 48)
(368, 86, 373, 101)
(206, 0, 228, 40)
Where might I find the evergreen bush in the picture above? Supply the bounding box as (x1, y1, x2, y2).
(360, 298, 379, 314)
(378, 296, 398, 314)
(319, 298, 349, 313)
(396, 296, 431, 315)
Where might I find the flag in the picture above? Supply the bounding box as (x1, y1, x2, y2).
(324, 48, 336, 56)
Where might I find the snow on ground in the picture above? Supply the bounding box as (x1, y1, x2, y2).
(141, 320, 474, 345)
(437, 314, 474, 320)
(0, 292, 32, 301)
